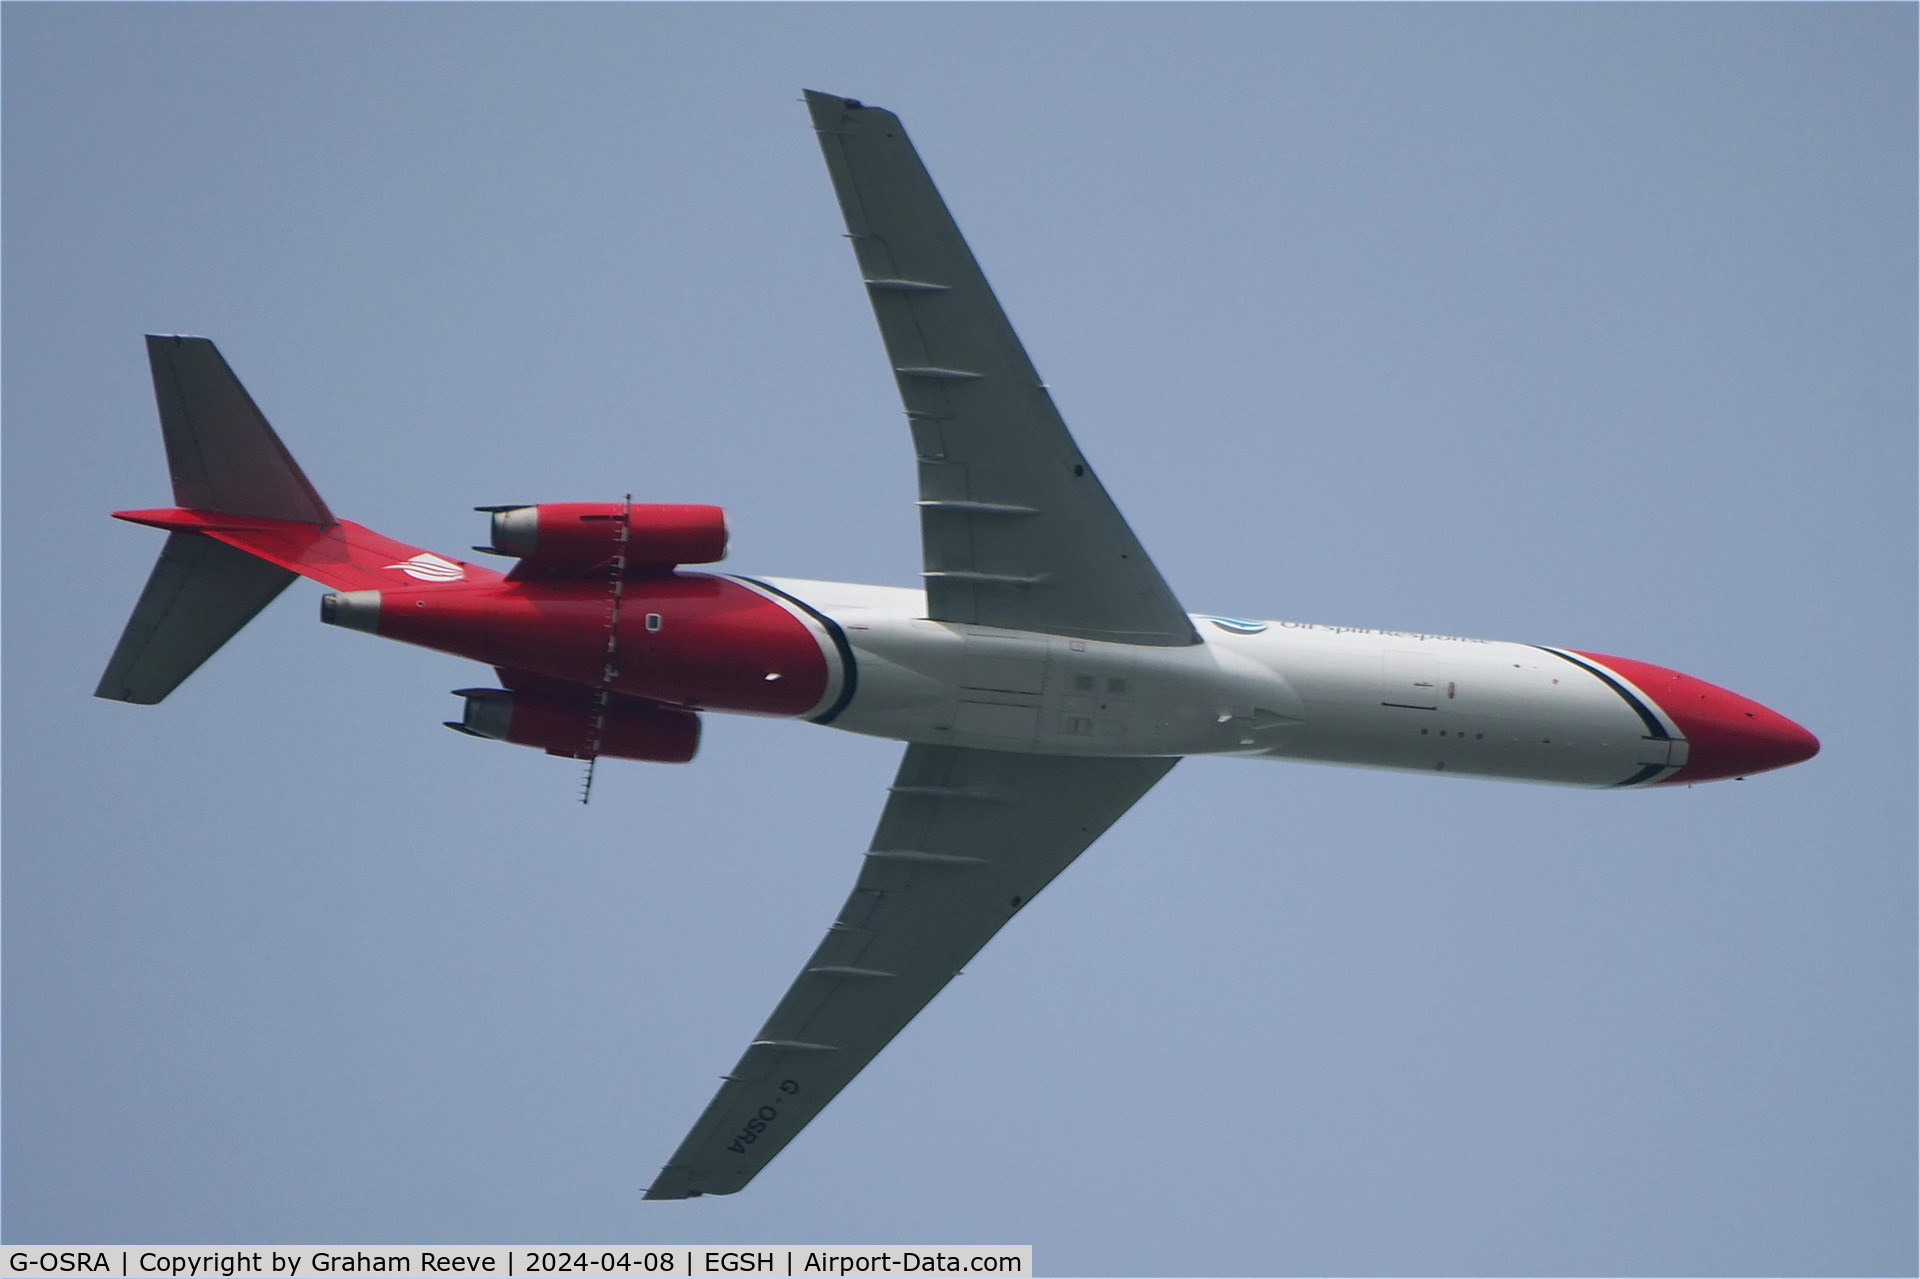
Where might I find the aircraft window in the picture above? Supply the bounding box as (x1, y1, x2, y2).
(645, 613, 663, 632)
(1073, 675, 1094, 692)
(1107, 678, 1128, 694)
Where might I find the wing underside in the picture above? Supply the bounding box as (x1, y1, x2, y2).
(805, 90, 1197, 648)
(645, 744, 1175, 1199)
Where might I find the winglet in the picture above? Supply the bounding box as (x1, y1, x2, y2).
(146, 335, 334, 524)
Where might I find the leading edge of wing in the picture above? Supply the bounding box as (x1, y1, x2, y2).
(801, 91, 1199, 648)
(644, 743, 1177, 1199)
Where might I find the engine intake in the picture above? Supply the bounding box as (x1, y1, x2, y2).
(485, 503, 727, 568)
(448, 688, 699, 764)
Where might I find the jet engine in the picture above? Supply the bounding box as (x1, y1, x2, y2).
(481, 503, 727, 569)
(448, 687, 699, 763)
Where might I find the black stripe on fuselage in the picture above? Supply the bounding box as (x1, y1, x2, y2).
(732, 576, 860, 725)
(1533, 646, 1675, 788)
(1535, 646, 1669, 740)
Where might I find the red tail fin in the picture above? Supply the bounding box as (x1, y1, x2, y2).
(99, 337, 494, 704)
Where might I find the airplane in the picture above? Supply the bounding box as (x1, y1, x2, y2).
(95, 91, 1819, 1200)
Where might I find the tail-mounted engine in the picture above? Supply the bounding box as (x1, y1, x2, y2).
(479, 503, 727, 571)
(448, 687, 700, 764)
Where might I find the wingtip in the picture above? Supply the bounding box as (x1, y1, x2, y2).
(642, 1165, 701, 1200)
(802, 89, 871, 112)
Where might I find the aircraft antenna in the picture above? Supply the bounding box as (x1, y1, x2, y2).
(580, 495, 632, 805)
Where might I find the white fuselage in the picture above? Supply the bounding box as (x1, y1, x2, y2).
(756, 578, 1687, 790)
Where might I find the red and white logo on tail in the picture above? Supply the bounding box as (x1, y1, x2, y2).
(386, 552, 466, 582)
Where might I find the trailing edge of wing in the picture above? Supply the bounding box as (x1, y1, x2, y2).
(803, 91, 1197, 648)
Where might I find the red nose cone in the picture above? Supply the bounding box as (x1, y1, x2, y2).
(1574, 652, 1819, 785)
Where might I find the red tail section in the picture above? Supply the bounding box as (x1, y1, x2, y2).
(98, 336, 484, 703)
(112, 507, 501, 593)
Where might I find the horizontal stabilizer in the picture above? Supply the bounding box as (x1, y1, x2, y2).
(95, 532, 298, 704)
(147, 335, 333, 523)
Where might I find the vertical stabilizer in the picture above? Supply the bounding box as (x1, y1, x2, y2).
(146, 334, 333, 523)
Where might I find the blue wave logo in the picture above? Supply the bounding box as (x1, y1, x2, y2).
(1202, 615, 1269, 635)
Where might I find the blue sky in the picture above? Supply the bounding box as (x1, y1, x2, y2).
(5, 5, 1913, 1273)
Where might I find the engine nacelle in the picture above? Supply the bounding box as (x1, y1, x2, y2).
(486, 503, 727, 568)
(449, 688, 699, 764)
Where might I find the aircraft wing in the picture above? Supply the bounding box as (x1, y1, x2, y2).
(804, 91, 1198, 648)
(644, 744, 1176, 1199)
